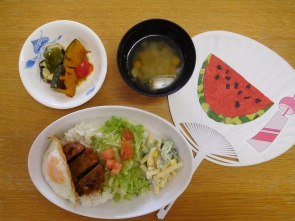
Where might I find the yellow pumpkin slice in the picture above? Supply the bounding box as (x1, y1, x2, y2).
(63, 39, 89, 68)
(55, 66, 78, 97)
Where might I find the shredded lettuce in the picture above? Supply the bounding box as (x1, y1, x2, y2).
(93, 116, 150, 202)
(109, 167, 150, 202)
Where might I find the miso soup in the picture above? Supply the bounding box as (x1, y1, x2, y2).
(127, 35, 184, 91)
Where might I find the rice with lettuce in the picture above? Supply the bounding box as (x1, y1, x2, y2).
(60, 116, 181, 207)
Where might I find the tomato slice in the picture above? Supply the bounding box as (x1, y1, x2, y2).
(100, 148, 115, 161)
(106, 159, 116, 170)
(111, 162, 122, 175)
(75, 59, 90, 78)
(121, 140, 133, 161)
(122, 128, 134, 141)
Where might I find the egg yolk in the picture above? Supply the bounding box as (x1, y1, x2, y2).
(47, 154, 65, 183)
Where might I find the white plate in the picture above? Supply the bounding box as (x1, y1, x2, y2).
(19, 20, 107, 109)
(168, 31, 295, 166)
(28, 106, 194, 219)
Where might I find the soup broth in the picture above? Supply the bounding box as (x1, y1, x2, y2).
(127, 35, 184, 91)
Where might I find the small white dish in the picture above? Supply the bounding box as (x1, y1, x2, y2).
(19, 20, 107, 109)
(28, 106, 194, 219)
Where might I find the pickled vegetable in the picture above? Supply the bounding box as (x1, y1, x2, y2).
(43, 43, 64, 72)
(39, 60, 53, 83)
(50, 65, 64, 89)
(38, 39, 92, 98)
(39, 43, 64, 83)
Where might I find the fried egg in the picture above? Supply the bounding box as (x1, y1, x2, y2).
(42, 136, 77, 206)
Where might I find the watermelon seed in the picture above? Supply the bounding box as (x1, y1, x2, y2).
(225, 76, 231, 81)
(225, 69, 229, 74)
(226, 84, 230, 89)
(246, 84, 251, 89)
(235, 101, 240, 108)
(244, 96, 251, 99)
(234, 82, 239, 89)
(237, 90, 242, 95)
(217, 65, 222, 70)
(215, 74, 220, 80)
(255, 98, 262, 103)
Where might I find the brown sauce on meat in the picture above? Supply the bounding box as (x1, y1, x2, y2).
(63, 141, 105, 196)
(75, 164, 105, 196)
(63, 141, 86, 163)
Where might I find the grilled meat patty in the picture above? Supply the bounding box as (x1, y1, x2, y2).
(63, 141, 86, 163)
(63, 142, 104, 196)
(75, 164, 105, 196)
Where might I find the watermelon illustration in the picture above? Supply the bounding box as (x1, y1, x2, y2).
(198, 53, 274, 125)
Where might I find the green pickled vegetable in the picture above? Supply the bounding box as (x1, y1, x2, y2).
(43, 43, 64, 72)
(39, 60, 53, 83)
(50, 65, 64, 89)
